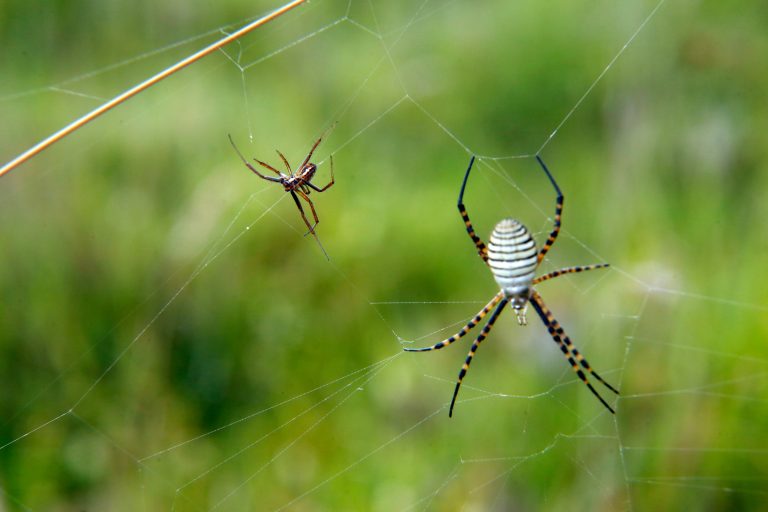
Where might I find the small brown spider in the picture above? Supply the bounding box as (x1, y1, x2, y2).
(229, 132, 334, 237)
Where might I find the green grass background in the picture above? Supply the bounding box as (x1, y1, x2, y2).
(1, 0, 767, 510)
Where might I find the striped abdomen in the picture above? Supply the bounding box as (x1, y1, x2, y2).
(488, 219, 537, 305)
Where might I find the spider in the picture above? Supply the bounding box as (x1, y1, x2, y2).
(229, 131, 335, 237)
(405, 155, 619, 417)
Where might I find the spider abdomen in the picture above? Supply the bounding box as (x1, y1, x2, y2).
(488, 219, 538, 299)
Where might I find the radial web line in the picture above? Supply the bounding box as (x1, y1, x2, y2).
(537, 0, 669, 154)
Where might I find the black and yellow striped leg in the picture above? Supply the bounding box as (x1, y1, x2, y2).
(533, 263, 610, 285)
(529, 290, 618, 413)
(404, 292, 504, 353)
(457, 156, 489, 263)
(449, 297, 509, 417)
(535, 155, 564, 265)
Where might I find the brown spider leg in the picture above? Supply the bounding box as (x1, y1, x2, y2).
(298, 122, 337, 170)
(275, 149, 292, 175)
(404, 292, 504, 352)
(306, 155, 335, 192)
(449, 297, 509, 417)
(457, 156, 489, 264)
(535, 155, 564, 265)
(299, 136, 323, 170)
(289, 190, 316, 234)
(528, 290, 618, 414)
(228, 134, 281, 182)
(533, 263, 610, 285)
(295, 189, 320, 235)
(253, 158, 284, 177)
(289, 190, 329, 259)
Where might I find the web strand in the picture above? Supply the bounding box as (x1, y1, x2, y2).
(536, 0, 669, 155)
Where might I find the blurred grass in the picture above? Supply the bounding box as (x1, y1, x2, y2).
(1, 0, 768, 510)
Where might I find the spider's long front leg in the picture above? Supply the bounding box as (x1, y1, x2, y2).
(449, 297, 508, 417)
(404, 292, 504, 352)
(528, 290, 618, 414)
(457, 156, 489, 264)
(535, 155, 564, 264)
(533, 263, 610, 285)
(229, 135, 282, 182)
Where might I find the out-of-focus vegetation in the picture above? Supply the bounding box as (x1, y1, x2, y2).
(1, 0, 767, 510)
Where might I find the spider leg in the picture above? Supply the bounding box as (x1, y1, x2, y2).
(528, 290, 618, 414)
(308, 226, 330, 260)
(298, 122, 337, 170)
(533, 263, 610, 285)
(275, 149, 293, 175)
(306, 154, 335, 192)
(289, 190, 315, 235)
(291, 191, 330, 260)
(535, 155, 564, 264)
(457, 156, 489, 264)
(253, 158, 284, 177)
(295, 189, 320, 235)
(228, 134, 281, 182)
(404, 292, 504, 352)
(449, 297, 509, 417)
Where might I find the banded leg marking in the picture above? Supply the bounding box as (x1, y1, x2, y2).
(535, 155, 563, 264)
(529, 290, 618, 414)
(533, 263, 610, 285)
(457, 156, 489, 263)
(449, 297, 509, 417)
(404, 292, 504, 352)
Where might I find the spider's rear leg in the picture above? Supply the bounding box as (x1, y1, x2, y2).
(295, 189, 320, 235)
(290, 190, 329, 259)
(529, 290, 618, 413)
(307, 155, 335, 193)
(289, 190, 316, 235)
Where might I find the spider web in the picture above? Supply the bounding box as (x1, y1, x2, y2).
(2, 0, 767, 510)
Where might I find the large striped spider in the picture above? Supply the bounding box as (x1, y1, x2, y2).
(405, 155, 618, 417)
